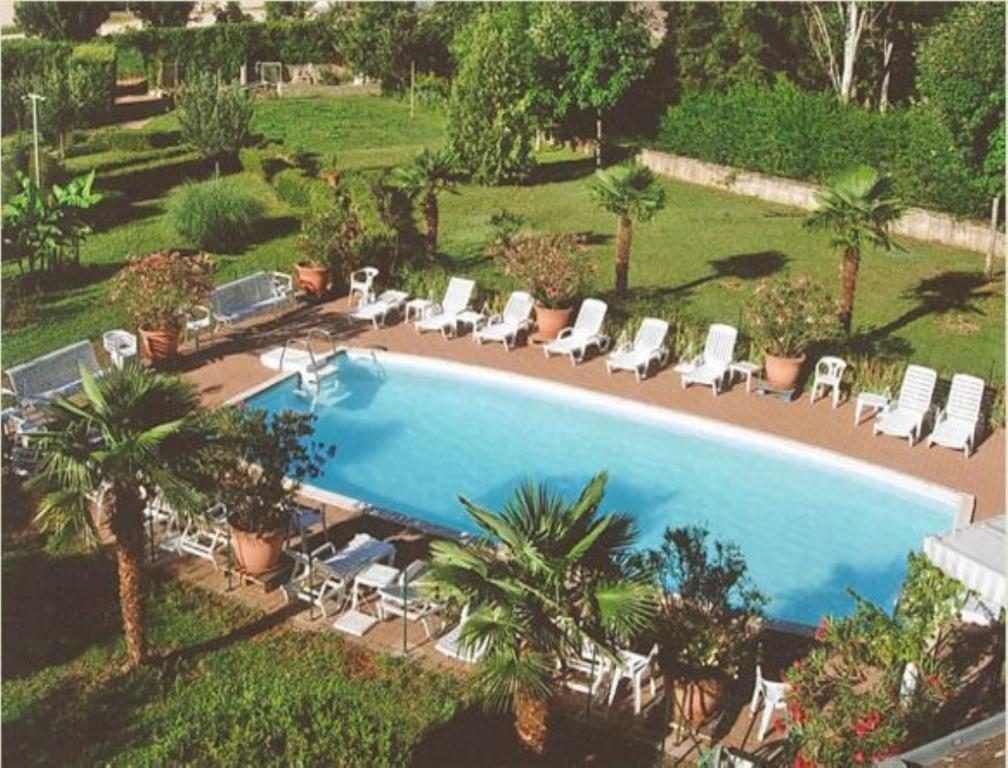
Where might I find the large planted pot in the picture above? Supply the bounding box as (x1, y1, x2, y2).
(296, 261, 329, 297)
(232, 528, 285, 576)
(764, 353, 806, 390)
(670, 677, 725, 728)
(139, 327, 180, 364)
(534, 304, 573, 341)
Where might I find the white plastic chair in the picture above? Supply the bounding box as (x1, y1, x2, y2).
(543, 298, 610, 365)
(473, 291, 535, 351)
(564, 640, 613, 699)
(809, 356, 847, 408)
(873, 364, 938, 446)
(679, 324, 738, 395)
(416, 277, 476, 338)
(606, 318, 670, 381)
(928, 374, 985, 458)
(749, 664, 790, 742)
(349, 267, 379, 307)
(606, 643, 659, 715)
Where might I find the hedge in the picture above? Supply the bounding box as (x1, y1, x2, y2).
(117, 18, 340, 84)
(68, 43, 117, 126)
(655, 80, 989, 219)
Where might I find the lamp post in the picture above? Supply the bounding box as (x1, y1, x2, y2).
(24, 92, 46, 186)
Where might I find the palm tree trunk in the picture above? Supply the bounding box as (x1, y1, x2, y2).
(614, 216, 633, 294)
(514, 693, 550, 755)
(110, 487, 149, 667)
(839, 246, 860, 334)
(424, 192, 438, 253)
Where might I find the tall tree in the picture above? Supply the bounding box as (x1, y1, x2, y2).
(393, 147, 458, 253)
(534, 3, 653, 166)
(27, 364, 209, 667)
(803, 1, 886, 105)
(591, 163, 666, 293)
(130, 2, 194, 28)
(425, 473, 655, 755)
(14, 1, 112, 40)
(264, 1, 310, 21)
(343, 3, 418, 92)
(805, 166, 904, 333)
(175, 73, 253, 177)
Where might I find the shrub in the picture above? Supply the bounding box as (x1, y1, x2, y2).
(68, 43, 117, 126)
(747, 276, 840, 358)
(1, 38, 72, 134)
(109, 251, 216, 332)
(175, 73, 253, 171)
(272, 168, 318, 208)
(494, 232, 595, 309)
(167, 177, 263, 251)
(656, 80, 988, 218)
(297, 190, 364, 289)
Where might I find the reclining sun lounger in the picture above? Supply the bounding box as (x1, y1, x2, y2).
(543, 298, 610, 365)
(434, 604, 487, 664)
(375, 560, 441, 637)
(473, 291, 535, 351)
(415, 277, 475, 338)
(606, 317, 669, 381)
(873, 364, 938, 446)
(928, 373, 985, 458)
(285, 533, 396, 617)
(678, 324, 737, 395)
(176, 503, 230, 567)
(349, 289, 409, 328)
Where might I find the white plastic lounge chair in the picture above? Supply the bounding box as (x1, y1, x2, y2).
(285, 533, 395, 617)
(208, 271, 293, 330)
(473, 291, 535, 351)
(376, 560, 441, 638)
(606, 318, 669, 381)
(679, 324, 738, 395)
(606, 644, 659, 715)
(543, 298, 610, 365)
(2, 340, 102, 408)
(809, 356, 847, 408)
(176, 503, 229, 567)
(873, 364, 937, 446)
(563, 638, 614, 699)
(349, 289, 409, 328)
(415, 277, 475, 338)
(928, 373, 985, 458)
(348, 266, 379, 307)
(749, 664, 790, 742)
(435, 605, 487, 663)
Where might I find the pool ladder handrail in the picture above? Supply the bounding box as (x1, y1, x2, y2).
(279, 330, 339, 405)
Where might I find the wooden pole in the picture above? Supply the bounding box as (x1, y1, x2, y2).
(410, 60, 415, 118)
(985, 193, 1001, 280)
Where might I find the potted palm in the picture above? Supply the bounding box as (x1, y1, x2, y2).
(296, 190, 363, 298)
(202, 407, 334, 576)
(110, 251, 216, 364)
(640, 524, 767, 729)
(494, 232, 595, 340)
(747, 276, 841, 390)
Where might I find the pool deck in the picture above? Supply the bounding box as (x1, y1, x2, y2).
(177, 296, 1004, 522)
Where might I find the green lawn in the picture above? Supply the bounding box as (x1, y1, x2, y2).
(3, 94, 1003, 381)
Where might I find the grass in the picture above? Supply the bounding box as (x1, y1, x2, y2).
(2, 94, 1002, 382)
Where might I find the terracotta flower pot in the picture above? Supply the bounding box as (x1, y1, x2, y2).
(296, 262, 329, 297)
(764, 353, 806, 390)
(670, 677, 725, 728)
(139, 327, 181, 364)
(232, 528, 285, 576)
(534, 303, 573, 341)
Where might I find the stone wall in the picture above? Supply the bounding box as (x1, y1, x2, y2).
(639, 148, 1005, 256)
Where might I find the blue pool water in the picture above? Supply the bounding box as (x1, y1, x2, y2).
(247, 353, 955, 625)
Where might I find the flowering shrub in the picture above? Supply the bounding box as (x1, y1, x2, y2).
(747, 276, 840, 358)
(110, 251, 216, 332)
(493, 232, 595, 309)
(782, 554, 965, 767)
(297, 190, 364, 290)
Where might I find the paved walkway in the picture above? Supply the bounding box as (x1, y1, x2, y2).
(179, 297, 1004, 522)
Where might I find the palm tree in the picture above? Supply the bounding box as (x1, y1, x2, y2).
(425, 473, 656, 755)
(27, 363, 208, 667)
(394, 146, 459, 253)
(590, 163, 666, 294)
(806, 165, 904, 334)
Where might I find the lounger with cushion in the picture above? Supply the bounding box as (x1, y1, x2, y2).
(208, 271, 293, 330)
(473, 291, 535, 350)
(2, 340, 102, 408)
(873, 364, 938, 446)
(543, 298, 610, 365)
(416, 277, 476, 338)
(928, 373, 985, 458)
(606, 317, 669, 381)
(349, 289, 410, 328)
(679, 324, 738, 395)
(285, 533, 395, 617)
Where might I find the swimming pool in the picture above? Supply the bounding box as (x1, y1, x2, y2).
(244, 350, 961, 626)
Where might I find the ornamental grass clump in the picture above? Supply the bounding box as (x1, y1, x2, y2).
(493, 232, 596, 309)
(747, 276, 841, 358)
(110, 251, 215, 333)
(167, 177, 264, 252)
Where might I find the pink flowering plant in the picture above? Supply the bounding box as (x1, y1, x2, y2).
(782, 554, 965, 767)
(494, 232, 595, 309)
(110, 251, 216, 333)
(747, 276, 840, 358)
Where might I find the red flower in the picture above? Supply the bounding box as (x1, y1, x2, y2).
(853, 751, 864, 763)
(773, 717, 787, 735)
(792, 752, 817, 768)
(814, 616, 830, 641)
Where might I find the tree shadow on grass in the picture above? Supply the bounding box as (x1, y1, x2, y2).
(628, 250, 790, 306)
(243, 213, 301, 251)
(528, 156, 598, 186)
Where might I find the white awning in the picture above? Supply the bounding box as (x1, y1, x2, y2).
(924, 516, 1005, 610)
